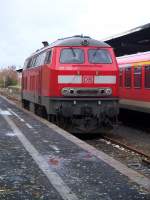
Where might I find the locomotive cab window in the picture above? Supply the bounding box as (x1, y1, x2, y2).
(60, 48, 84, 64)
(125, 67, 131, 88)
(88, 49, 112, 64)
(134, 66, 142, 88)
(145, 65, 150, 88)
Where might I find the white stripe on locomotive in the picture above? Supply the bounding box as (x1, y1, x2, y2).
(58, 75, 116, 84)
(94, 76, 116, 84)
(58, 75, 82, 84)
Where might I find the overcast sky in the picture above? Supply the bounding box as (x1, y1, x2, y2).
(0, 0, 150, 68)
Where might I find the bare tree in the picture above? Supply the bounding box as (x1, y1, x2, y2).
(0, 66, 18, 87)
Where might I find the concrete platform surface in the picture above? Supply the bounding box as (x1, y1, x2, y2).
(0, 95, 150, 200)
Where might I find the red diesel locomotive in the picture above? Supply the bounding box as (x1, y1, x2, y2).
(117, 51, 150, 113)
(22, 36, 119, 133)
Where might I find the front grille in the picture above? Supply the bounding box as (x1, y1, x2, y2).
(61, 87, 112, 96)
(77, 89, 99, 96)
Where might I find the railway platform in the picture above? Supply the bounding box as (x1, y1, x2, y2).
(0, 95, 150, 200)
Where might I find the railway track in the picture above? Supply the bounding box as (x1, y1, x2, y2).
(85, 133, 150, 179)
(102, 135, 150, 165)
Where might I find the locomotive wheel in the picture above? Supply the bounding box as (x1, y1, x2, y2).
(22, 99, 29, 110)
(48, 115, 56, 123)
(29, 102, 35, 113)
(35, 105, 47, 119)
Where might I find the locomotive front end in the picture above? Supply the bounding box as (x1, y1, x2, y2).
(22, 35, 119, 134)
(49, 36, 119, 133)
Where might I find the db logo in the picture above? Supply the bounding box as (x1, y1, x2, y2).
(82, 75, 94, 84)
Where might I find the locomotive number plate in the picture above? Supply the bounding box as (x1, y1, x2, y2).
(82, 75, 94, 84)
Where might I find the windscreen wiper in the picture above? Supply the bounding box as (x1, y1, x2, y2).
(70, 47, 76, 57)
(93, 48, 99, 57)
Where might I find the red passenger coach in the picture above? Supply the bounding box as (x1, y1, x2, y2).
(117, 51, 150, 113)
(22, 36, 119, 133)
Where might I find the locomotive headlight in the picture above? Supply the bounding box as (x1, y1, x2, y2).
(61, 88, 69, 95)
(69, 89, 75, 94)
(61, 88, 75, 96)
(105, 88, 112, 95)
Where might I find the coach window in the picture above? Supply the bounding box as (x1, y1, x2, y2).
(119, 68, 123, 87)
(45, 50, 52, 64)
(125, 67, 131, 88)
(134, 66, 142, 88)
(145, 66, 150, 88)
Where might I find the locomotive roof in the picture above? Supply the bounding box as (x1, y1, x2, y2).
(50, 36, 110, 47)
(31, 36, 110, 57)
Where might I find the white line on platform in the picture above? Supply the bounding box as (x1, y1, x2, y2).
(49, 145, 60, 152)
(0, 110, 11, 115)
(8, 108, 25, 122)
(1, 109, 79, 200)
(6, 132, 16, 137)
(25, 123, 33, 129)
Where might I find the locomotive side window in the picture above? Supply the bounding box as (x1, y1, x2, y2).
(125, 67, 131, 88)
(34, 55, 41, 66)
(31, 56, 37, 67)
(119, 68, 123, 87)
(35, 52, 47, 66)
(23, 59, 29, 68)
(45, 50, 52, 64)
(145, 65, 150, 88)
(40, 52, 47, 65)
(26, 58, 32, 68)
(134, 66, 142, 88)
(60, 48, 84, 64)
(88, 49, 112, 64)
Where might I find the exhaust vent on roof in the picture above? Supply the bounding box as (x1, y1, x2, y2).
(42, 41, 49, 47)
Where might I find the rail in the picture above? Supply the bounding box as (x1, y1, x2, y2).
(102, 135, 150, 165)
